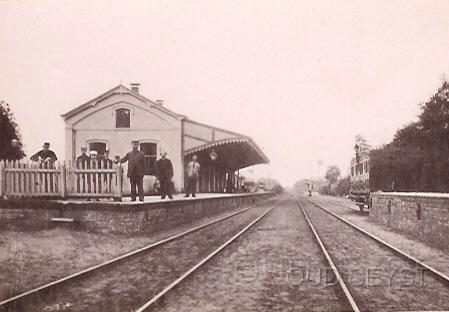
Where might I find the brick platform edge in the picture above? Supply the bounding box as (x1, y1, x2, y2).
(370, 192, 449, 250)
(0, 193, 274, 235)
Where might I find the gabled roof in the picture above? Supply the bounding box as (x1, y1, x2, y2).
(61, 84, 184, 120)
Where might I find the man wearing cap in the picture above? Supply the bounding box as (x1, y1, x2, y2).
(117, 140, 147, 202)
(76, 147, 91, 193)
(156, 151, 174, 199)
(76, 147, 90, 166)
(30, 142, 58, 166)
(30, 142, 58, 192)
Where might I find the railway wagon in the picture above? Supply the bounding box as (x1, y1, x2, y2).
(349, 136, 371, 212)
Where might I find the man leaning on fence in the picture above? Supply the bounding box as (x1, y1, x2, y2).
(30, 142, 58, 192)
(30, 142, 57, 167)
(116, 140, 147, 202)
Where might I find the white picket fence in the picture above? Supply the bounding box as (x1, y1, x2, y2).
(0, 160, 124, 200)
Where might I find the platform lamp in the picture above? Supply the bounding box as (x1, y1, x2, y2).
(209, 149, 218, 192)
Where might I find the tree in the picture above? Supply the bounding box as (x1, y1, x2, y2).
(335, 176, 350, 196)
(272, 184, 284, 194)
(0, 101, 24, 160)
(370, 80, 449, 192)
(325, 165, 341, 188)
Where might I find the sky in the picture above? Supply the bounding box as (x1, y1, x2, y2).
(1, 0, 449, 187)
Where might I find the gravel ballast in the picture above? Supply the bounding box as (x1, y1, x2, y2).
(148, 197, 350, 312)
(6, 198, 280, 312)
(301, 197, 449, 311)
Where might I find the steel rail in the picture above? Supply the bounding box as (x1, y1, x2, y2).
(135, 199, 283, 312)
(0, 198, 276, 308)
(307, 197, 449, 287)
(296, 197, 361, 312)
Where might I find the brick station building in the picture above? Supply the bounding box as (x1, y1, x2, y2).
(61, 84, 269, 195)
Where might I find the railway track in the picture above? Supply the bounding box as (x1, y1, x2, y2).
(297, 196, 449, 312)
(135, 199, 282, 311)
(0, 197, 281, 312)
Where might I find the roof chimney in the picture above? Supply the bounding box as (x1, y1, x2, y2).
(130, 83, 140, 93)
(156, 100, 164, 106)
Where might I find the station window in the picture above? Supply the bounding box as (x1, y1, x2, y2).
(140, 142, 157, 175)
(351, 166, 354, 176)
(89, 142, 107, 158)
(116, 108, 130, 128)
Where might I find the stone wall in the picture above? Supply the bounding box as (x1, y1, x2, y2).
(0, 193, 274, 235)
(370, 192, 449, 250)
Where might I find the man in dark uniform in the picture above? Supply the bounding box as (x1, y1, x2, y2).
(76, 146, 90, 163)
(117, 140, 146, 202)
(156, 151, 174, 199)
(30, 142, 58, 166)
(76, 147, 90, 166)
(30, 142, 58, 192)
(76, 147, 91, 193)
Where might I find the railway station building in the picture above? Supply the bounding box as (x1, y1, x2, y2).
(61, 83, 269, 195)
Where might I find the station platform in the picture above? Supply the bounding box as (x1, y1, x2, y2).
(0, 192, 274, 234)
(58, 192, 241, 205)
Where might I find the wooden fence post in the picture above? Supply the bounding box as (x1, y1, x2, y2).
(61, 161, 67, 199)
(116, 164, 123, 201)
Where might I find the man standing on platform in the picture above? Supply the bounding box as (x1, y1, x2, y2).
(185, 154, 200, 198)
(117, 140, 146, 202)
(156, 151, 174, 199)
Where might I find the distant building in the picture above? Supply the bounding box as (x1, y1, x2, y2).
(61, 84, 269, 194)
(350, 135, 371, 192)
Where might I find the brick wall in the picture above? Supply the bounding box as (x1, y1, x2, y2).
(0, 193, 274, 235)
(370, 192, 449, 250)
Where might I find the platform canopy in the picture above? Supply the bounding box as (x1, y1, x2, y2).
(183, 119, 269, 171)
